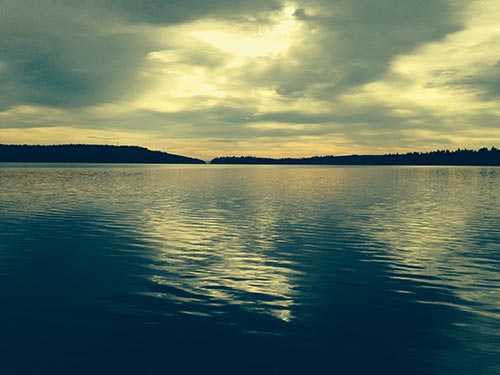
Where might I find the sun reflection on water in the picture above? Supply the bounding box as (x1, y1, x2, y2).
(141, 198, 301, 322)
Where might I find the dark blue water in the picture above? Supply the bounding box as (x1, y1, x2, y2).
(1, 164, 499, 374)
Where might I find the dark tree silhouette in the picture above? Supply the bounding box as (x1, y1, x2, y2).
(211, 147, 500, 166)
(0, 144, 205, 164)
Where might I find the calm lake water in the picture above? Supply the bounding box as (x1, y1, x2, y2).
(1, 164, 499, 374)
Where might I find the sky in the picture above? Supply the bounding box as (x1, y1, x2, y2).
(1, 0, 499, 159)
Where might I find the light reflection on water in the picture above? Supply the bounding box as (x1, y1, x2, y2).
(0, 164, 499, 374)
(364, 169, 500, 317)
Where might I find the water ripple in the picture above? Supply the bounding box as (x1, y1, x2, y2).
(1, 164, 499, 374)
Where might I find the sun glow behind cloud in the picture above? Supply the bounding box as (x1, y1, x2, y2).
(131, 5, 300, 115)
(193, 5, 298, 59)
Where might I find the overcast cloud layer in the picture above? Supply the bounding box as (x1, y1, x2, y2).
(1, 0, 499, 158)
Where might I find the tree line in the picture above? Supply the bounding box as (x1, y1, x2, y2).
(211, 147, 500, 166)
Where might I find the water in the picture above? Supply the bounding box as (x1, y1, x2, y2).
(0, 164, 499, 374)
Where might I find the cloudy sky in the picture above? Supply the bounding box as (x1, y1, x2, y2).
(1, 0, 499, 159)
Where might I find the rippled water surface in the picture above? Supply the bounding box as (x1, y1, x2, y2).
(1, 164, 499, 374)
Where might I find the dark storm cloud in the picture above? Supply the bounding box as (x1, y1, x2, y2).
(96, 0, 282, 25)
(0, 31, 153, 108)
(0, 0, 159, 109)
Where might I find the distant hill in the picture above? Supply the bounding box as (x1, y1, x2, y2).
(0, 144, 205, 164)
(211, 147, 500, 166)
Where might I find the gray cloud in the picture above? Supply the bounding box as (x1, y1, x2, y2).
(0, 0, 465, 111)
(0, 0, 279, 110)
(96, 0, 283, 25)
(242, 0, 464, 98)
(447, 62, 500, 100)
(1, 0, 497, 156)
(0, 0, 159, 109)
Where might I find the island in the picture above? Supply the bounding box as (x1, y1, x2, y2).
(211, 147, 500, 166)
(0, 144, 205, 164)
